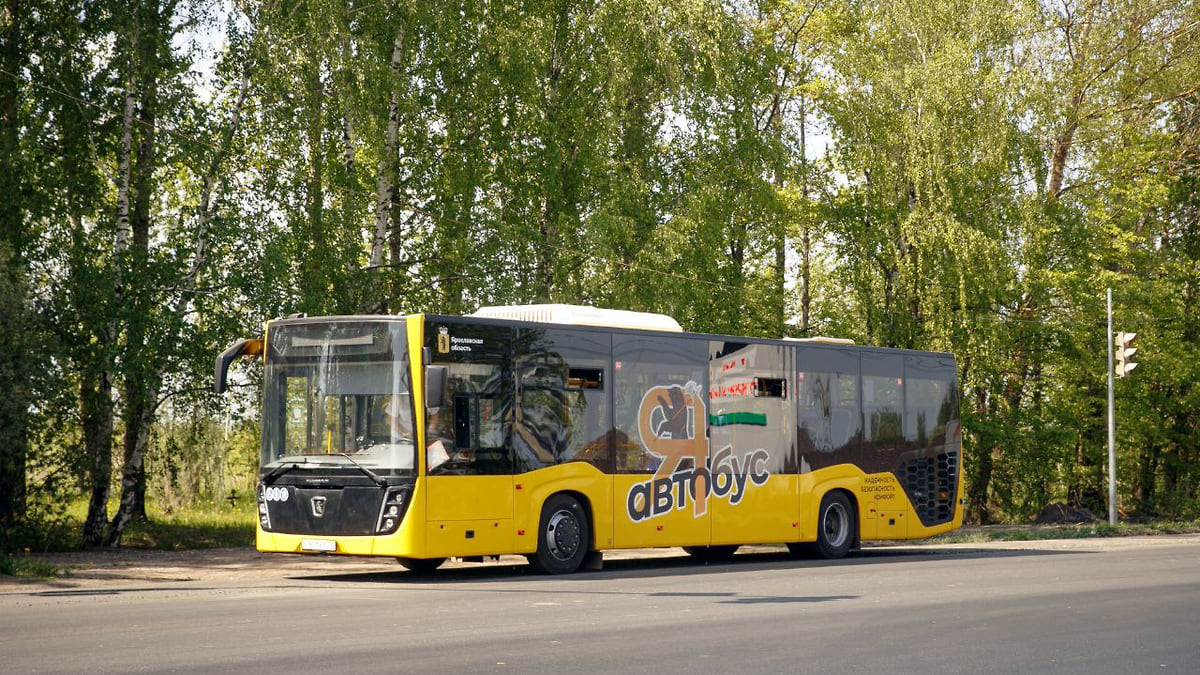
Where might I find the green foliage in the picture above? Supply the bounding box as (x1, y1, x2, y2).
(931, 520, 1200, 544)
(0, 551, 66, 579)
(118, 501, 256, 550)
(15, 490, 256, 553)
(149, 414, 259, 516)
(0, 244, 35, 546)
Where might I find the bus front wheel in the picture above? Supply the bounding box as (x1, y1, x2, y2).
(528, 494, 590, 574)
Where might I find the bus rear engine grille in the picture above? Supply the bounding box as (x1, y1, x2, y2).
(895, 451, 958, 527)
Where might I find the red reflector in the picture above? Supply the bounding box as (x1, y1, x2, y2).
(517, 529, 525, 536)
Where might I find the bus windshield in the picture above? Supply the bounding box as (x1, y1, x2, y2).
(261, 320, 415, 476)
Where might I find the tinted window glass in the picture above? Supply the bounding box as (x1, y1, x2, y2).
(796, 347, 862, 471)
(862, 352, 904, 455)
(425, 322, 514, 475)
(613, 335, 708, 473)
(709, 341, 796, 474)
(897, 353, 962, 526)
(513, 328, 612, 472)
(904, 355, 960, 450)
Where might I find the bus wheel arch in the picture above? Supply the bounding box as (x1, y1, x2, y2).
(789, 488, 859, 559)
(814, 489, 857, 558)
(528, 491, 592, 574)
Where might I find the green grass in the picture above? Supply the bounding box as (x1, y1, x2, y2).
(9, 496, 257, 553)
(117, 500, 257, 550)
(0, 551, 67, 579)
(929, 520, 1200, 544)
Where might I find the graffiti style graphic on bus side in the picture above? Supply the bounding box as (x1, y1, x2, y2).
(626, 382, 771, 523)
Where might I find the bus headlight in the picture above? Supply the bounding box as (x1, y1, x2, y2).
(257, 485, 272, 530)
(376, 487, 409, 535)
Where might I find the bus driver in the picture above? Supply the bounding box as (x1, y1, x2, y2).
(384, 394, 450, 471)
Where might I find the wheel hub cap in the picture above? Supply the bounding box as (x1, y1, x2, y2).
(546, 510, 580, 561)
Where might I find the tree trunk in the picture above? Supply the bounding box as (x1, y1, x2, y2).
(108, 389, 152, 542)
(105, 70, 251, 546)
(80, 373, 114, 546)
(538, 204, 556, 302)
(120, 0, 160, 523)
(0, 0, 29, 536)
(109, 0, 164, 540)
(1067, 394, 1106, 513)
(114, 77, 135, 261)
(967, 384, 995, 524)
(83, 68, 135, 547)
(799, 94, 811, 334)
(118, 383, 151, 523)
(0, 248, 30, 541)
(107, 375, 158, 545)
(770, 94, 786, 337)
(0, 0, 25, 248)
(369, 22, 405, 312)
(301, 40, 326, 314)
(1046, 121, 1077, 200)
(1135, 442, 1159, 516)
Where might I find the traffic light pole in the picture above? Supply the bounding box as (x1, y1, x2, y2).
(1106, 288, 1116, 525)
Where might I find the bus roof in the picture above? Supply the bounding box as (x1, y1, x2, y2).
(470, 304, 683, 332)
(268, 307, 953, 360)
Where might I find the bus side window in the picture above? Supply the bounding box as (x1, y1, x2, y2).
(514, 328, 612, 473)
(862, 352, 904, 456)
(708, 341, 796, 474)
(796, 347, 862, 470)
(904, 354, 959, 455)
(614, 334, 707, 473)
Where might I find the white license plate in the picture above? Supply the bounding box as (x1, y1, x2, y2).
(301, 539, 337, 552)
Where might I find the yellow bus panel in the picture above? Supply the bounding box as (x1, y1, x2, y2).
(425, 518, 513, 557)
(709, 473, 800, 546)
(425, 475, 513, 522)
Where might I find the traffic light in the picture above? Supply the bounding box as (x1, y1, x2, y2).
(1114, 332, 1138, 378)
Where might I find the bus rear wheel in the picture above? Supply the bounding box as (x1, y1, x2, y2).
(788, 492, 857, 559)
(814, 491, 855, 559)
(397, 557, 445, 573)
(528, 494, 589, 574)
(683, 545, 739, 562)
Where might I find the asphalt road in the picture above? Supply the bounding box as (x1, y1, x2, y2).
(3, 536, 1198, 674)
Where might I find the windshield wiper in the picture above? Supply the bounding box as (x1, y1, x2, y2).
(336, 453, 388, 488)
(262, 458, 312, 486)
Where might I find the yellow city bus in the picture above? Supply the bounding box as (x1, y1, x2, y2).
(215, 305, 963, 574)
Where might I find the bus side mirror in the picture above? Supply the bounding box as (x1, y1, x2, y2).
(425, 365, 448, 409)
(214, 339, 264, 394)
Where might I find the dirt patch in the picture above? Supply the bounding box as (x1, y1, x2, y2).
(1033, 503, 1101, 524)
(0, 547, 404, 589)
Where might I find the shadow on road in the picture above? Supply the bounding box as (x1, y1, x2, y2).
(294, 544, 1087, 587)
(29, 586, 225, 597)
